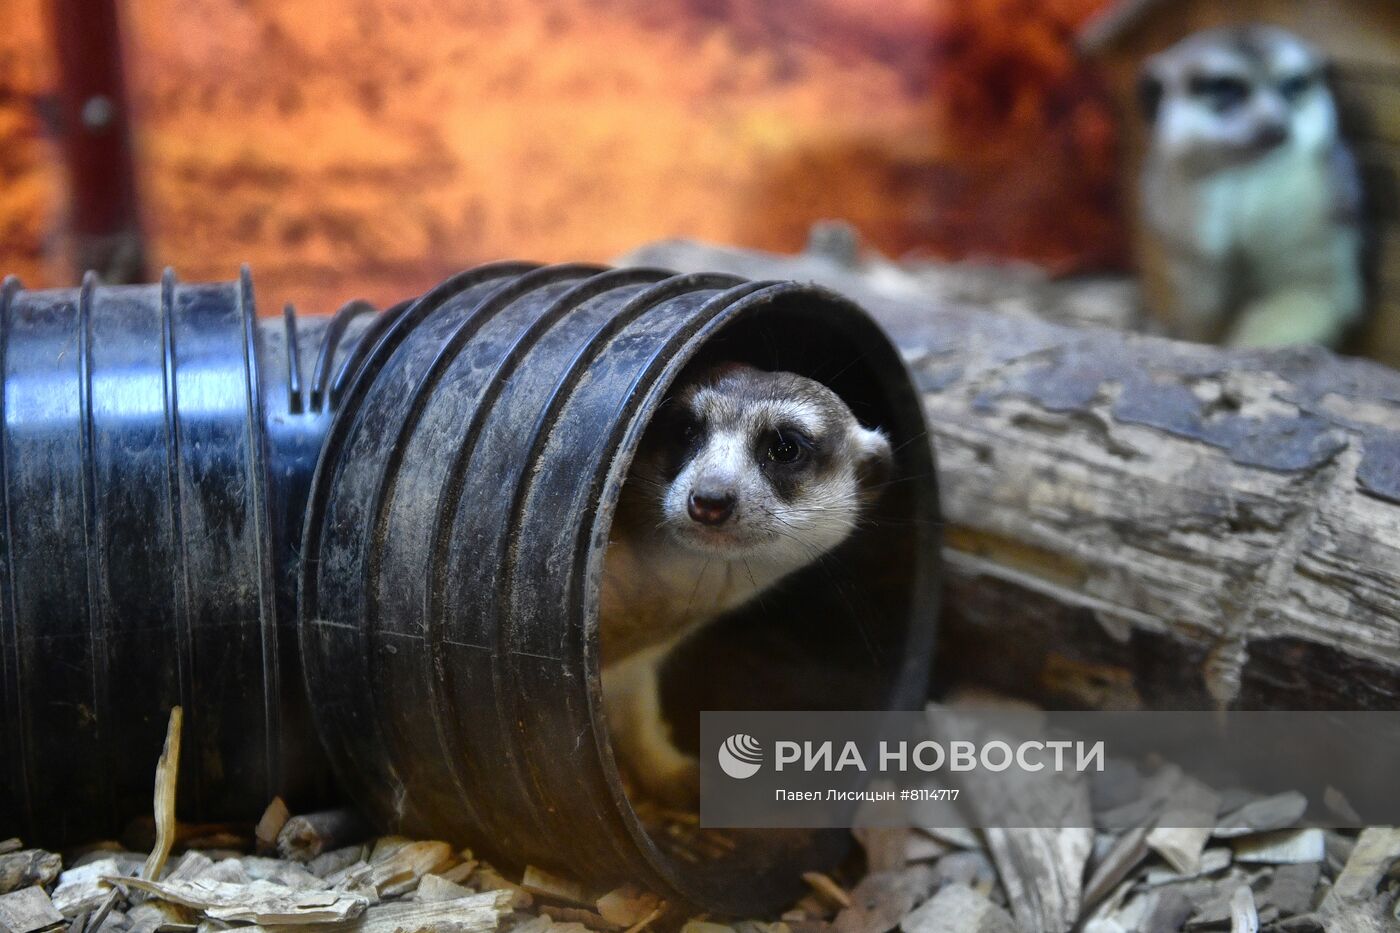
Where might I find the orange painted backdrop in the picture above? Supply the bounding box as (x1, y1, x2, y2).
(1, 0, 66, 287)
(2, 0, 1121, 314)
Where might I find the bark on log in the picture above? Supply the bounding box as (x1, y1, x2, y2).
(620, 240, 1400, 711)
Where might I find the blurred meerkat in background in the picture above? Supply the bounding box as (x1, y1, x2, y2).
(1135, 25, 1365, 347)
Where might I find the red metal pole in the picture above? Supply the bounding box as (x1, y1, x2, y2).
(47, 0, 146, 283)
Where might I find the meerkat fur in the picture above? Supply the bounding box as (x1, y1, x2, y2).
(1136, 25, 1364, 347)
(600, 363, 892, 805)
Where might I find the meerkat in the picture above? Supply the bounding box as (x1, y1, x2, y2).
(1135, 25, 1365, 347)
(600, 362, 893, 806)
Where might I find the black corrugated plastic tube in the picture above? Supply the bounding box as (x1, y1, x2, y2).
(0, 262, 938, 915)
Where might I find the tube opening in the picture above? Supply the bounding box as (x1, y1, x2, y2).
(594, 288, 938, 912)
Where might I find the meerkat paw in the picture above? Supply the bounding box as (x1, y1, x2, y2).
(1227, 289, 1358, 348)
(630, 740, 700, 810)
(603, 648, 700, 809)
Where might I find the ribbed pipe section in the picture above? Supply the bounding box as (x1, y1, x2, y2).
(0, 271, 275, 840)
(0, 261, 938, 914)
(0, 270, 367, 843)
(300, 263, 939, 914)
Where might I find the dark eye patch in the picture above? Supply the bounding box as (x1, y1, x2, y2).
(1137, 73, 1164, 124)
(762, 427, 811, 467)
(642, 407, 704, 479)
(757, 428, 812, 502)
(675, 412, 704, 455)
(1278, 72, 1313, 102)
(1189, 74, 1251, 111)
(677, 413, 700, 443)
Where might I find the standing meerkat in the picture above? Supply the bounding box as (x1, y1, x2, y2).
(1135, 25, 1365, 347)
(601, 363, 892, 806)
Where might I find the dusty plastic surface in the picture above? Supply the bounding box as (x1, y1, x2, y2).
(300, 263, 940, 914)
(0, 263, 938, 915)
(0, 269, 365, 842)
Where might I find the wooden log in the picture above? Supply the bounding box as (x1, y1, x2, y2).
(620, 240, 1400, 711)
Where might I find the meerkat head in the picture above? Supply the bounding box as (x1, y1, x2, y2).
(626, 363, 892, 567)
(1138, 25, 1338, 175)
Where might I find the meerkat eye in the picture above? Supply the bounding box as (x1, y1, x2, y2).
(1278, 73, 1312, 103)
(1189, 74, 1250, 111)
(663, 411, 702, 456)
(764, 429, 808, 466)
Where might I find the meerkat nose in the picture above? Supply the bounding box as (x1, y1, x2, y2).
(1254, 122, 1288, 149)
(687, 490, 736, 526)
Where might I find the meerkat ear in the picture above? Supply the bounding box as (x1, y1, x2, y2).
(852, 425, 893, 498)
